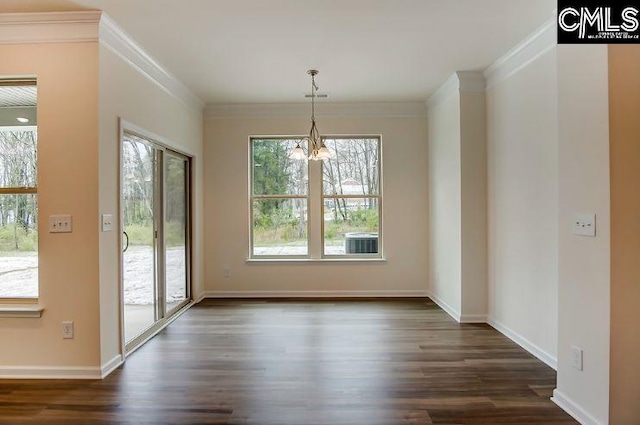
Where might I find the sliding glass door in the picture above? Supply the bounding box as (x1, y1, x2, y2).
(121, 130, 191, 351)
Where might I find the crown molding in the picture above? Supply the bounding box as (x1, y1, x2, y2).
(426, 73, 459, 110)
(484, 16, 556, 89)
(0, 11, 101, 44)
(204, 101, 427, 119)
(426, 71, 485, 110)
(0, 11, 202, 111)
(99, 14, 203, 112)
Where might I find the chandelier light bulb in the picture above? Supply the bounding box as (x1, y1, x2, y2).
(289, 144, 306, 160)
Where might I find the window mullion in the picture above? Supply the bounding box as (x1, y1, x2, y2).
(308, 160, 322, 259)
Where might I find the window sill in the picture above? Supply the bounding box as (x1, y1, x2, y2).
(0, 305, 44, 318)
(246, 258, 387, 264)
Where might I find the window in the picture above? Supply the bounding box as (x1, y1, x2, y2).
(250, 136, 381, 259)
(322, 137, 381, 256)
(0, 80, 38, 299)
(251, 138, 308, 257)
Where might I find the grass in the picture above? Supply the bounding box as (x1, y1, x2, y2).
(0, 225, 38, 253)
(125, 223, 186, 247)
(254, 219, 377, 247)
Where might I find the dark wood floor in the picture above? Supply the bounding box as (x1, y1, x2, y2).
(0, 299, 576, 424)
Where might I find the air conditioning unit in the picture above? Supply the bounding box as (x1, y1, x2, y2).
(345, 232, 379, 254)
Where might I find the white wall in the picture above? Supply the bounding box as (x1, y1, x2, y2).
(203, 112, 429, 294)
(460, 92, 487, 320)
(427, 74, 487, 321)
(484, 25, 610, 423)
(98, 42, 204, 368)
(427, 93, 462, 315)
(485, 47, 559, 365)
(553, 45, 610, 425)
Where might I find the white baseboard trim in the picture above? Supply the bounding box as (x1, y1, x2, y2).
(552, 389, 605, 425)
(487, 317, 557, 370)
(426, 292, 462, 322)
(0, 365, 102, 380)
(194, 291, 207, 304)
(202, 290, 429, 298)
(100, 355, 123, 379)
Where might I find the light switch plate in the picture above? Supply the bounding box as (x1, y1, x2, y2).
(573, 213, 596, 237)
(102, 214, 113, 232)
(49, 215, 72, 233)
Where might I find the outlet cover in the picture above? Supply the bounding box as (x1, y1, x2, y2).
(571, 345, 583, 371)
(62, 321, 74, 339)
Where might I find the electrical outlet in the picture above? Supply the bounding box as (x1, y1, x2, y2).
(224, 267, 231, 278)
(571, 345, 583, 371)
(102, 214, 113, 232)
(49, 215, 72, 233)
(62, 321, 74, 339)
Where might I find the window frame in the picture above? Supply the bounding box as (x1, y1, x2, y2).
(249, 135, 383, 261)
(249, 136, 311, 259)
(0, 79, 38, 301)
(320, 136, 383, 259)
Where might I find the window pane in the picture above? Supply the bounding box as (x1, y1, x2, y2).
(0, 129, 37, 188)
(252, 139, 307, 196)
(165, 154, 188, 311)
(324, 198, 379, 256)
(253, 198, 308, 256)
(0, 194, 38, 298)
(322, 138, 379, 196)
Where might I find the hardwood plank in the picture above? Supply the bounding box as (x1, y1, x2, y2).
(0, 299, 577, 424)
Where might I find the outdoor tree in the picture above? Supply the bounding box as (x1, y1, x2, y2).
(322, 138, 379, 222)
(252, 139, 292, 217)
(0, 130, 38, 252)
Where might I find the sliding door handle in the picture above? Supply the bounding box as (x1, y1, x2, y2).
(123, 231, 129, 253)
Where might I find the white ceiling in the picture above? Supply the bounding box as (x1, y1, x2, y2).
(0, 0, 556, 104)
(0, 86, 37, 107)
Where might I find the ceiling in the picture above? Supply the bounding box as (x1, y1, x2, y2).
(0, 84, 37, 126)
(0, 85, 37, 108)
(0, 0, 556, 104)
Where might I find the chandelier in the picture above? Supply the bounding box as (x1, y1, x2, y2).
(289, 70, 331, 161)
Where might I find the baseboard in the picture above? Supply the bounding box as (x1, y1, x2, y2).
(551, 389, 605, 425)
(487, 317, 557, 370)
(426, 291, 462, 322)
(100, 355, 123, 379)
(0, 365, 102, 379)
(194, 291, 207, 303)
(202, 290, 429, 298)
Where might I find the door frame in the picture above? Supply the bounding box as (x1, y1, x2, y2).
(118, 119, 193, 357)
